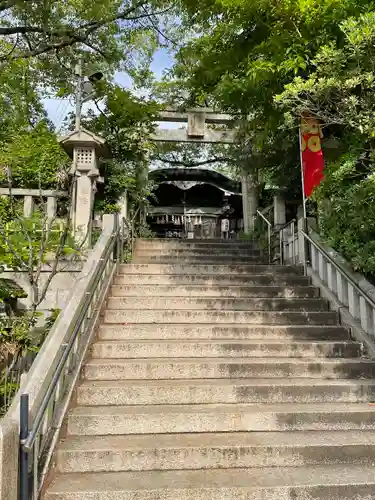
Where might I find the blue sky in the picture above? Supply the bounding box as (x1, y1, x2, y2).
(43, 48, 176, 130)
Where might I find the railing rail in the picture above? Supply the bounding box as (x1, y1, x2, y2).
(255, 209, 272, 227)
(17, 213, 124, 499)
(254, 209, 272, 263)
(302, 230, 375, 342)
(301, 231, 375, 308)
(253, 209, 295, 264)
(276, 218, 375, 345)
(277, 218, 297, 266)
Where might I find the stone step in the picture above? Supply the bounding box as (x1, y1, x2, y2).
(114, 274, 311, 286)
(135, 239, 258, 249)
(133, 256, 266, 264)
(119, 264, 303, 275)
(110, 284, 318, 298)
(44, 465, 375, 500)
(56, 430, 375, 473)
(98, 324, 349, 341)
(67, 402, 375, 436)
(135, 248, 262, 257)
(91, 340, 362, 359)
(83, 358, 375, 381)
(106, 296, 328, 312)
(76, 378, 375, 406)
(104, 309, 338, 325)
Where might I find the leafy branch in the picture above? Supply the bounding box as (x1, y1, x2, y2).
(0, 1, 174, 61)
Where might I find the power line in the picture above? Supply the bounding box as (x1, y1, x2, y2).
(55, 99, 72, 132)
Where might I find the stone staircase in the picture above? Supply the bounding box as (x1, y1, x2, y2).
(45, 239, 375, 499)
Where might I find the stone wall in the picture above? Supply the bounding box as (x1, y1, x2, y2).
(0, 261, 84, 316)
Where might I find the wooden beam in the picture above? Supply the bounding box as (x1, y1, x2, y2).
(157, 109, 235, 125)
(0, 188, 68, 197)
(150, 128, 237, 144)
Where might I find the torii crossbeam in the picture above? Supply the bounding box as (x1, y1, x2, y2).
(151, 108, 238, 144)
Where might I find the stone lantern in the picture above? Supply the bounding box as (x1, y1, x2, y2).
(59, 128, 110, 247)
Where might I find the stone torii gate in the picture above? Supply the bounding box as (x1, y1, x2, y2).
(57, 109, 262, 240)
(150, 108, 258, 233)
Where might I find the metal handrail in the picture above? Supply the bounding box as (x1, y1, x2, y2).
(19, 217, 123, 500)
(254, 210, 272, 263)
(256, 209, 272, 227)
(21, 233, 117, 453)
(271, 217, 375, 320)
(275, 219, 297, 265)
(275, 220, 375, 344)
(273, 218, 296, 234)
(301, 229, 375, 311)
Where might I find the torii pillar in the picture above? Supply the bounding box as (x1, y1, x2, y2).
(241, 170, 258, 233)
(59, 128, 110, 247)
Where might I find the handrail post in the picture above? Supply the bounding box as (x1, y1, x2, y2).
(19, 393, 29, 500)
(255, 209, 273, 263)
(112, 213, 120, 265)
(291, 221, 295, 264)
(120, 217, 125, 263)
(268, 225, 271, 264)
(302, 217, 311, 276)
(279, 227, 283, 265)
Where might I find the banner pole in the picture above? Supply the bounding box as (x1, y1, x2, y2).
(299, 125, 307, 220)
(299, 121, 310, 273)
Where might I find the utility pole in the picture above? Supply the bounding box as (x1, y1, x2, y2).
(75, 58, 83, 131)
(71, 57, 83, 239)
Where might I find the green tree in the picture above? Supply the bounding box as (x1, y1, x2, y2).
(0, 58, 47, 137)
(82, 83, 160, 214)
(0, 122, 68, 189)
(162, 0, 375, 273)
(0, 0, 182, 103)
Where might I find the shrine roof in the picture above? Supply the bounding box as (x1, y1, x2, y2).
(149, 168, 241, 195)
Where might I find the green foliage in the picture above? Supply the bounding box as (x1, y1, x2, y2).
(166, 0, 375, 275)
(134, 222, 155, 239)
(0, 58, 69, 190)
(151, 141, 239, 177)
(0, 0, 178, 90)
(0, 279, 27, 303)
(83, 84, 160, 214)
(0, 211, 77, 271)
(276, 12, 375, 135)
(0, 58, 47, 140)
(44, 308, 61, 331)
(238, 232, 253, 241)
(0, 314, 39, 352)
(0, 0, 184, 415)
(122, 246, 133, 263)
(312, 150, 375, 274)
(0, 308, 61, 414)
(0, 122, 69, 189)
(0, 197, 14, 224)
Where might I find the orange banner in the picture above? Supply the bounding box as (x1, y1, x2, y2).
(300, 116, 324, 197)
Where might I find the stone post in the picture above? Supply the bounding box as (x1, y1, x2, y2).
(46, 196, 57, 221)
(273, 193, 286, 228)
(136, 164, 148, 227)
(297, 215, 317, 264)
(59, 129, 110, 248)
(241, 169, 258, 233)
(187, 111, 205, 138)
(23, 195, 34, 217)
(75, 173, 94, 246)
(119, 191, 128, 221)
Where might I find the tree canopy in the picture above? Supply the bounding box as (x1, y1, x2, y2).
(2, 0, 375, 275)
(152, 0, 374, 272)
(0, 0, 179, 86)
(81, 82, 160, 214)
